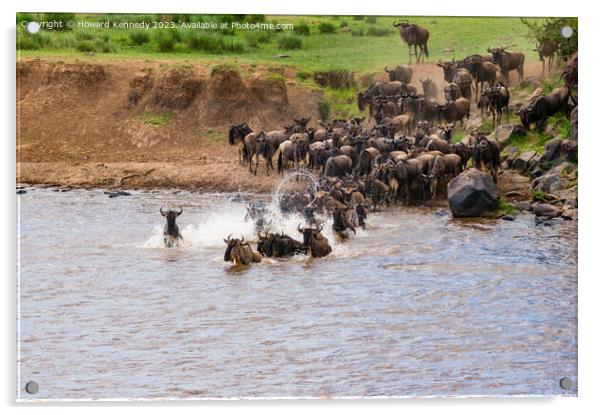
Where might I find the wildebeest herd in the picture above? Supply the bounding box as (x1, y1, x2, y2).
(160, 32, 576, 268)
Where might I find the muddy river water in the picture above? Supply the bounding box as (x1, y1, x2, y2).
(17, 187, 577, 399)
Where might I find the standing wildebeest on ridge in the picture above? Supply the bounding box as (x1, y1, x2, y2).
(487, 46, 525, 84)
(393, 21, 430, 65)
(535, 40, 558, 77)
(160, 206, 183, 248)
(228, 122, 253, 164)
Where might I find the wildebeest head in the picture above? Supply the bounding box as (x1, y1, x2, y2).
(160, 206, 182, 227)
(487, 46, 506, 64)
(293, 115, 312, 131)
(228, 122, 251, 145)
(357, 92, 370, 111)
(437, 60, 456, 83)
(297, 224, 321, 248)
(223, 234, 245, 262)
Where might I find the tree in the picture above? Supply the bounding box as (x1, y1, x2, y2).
(520, 17, 577, 61)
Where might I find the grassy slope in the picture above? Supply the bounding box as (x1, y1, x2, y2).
(18, 15, 544, 72)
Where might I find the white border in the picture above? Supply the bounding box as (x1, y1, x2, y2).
(4, 0, 601, 412)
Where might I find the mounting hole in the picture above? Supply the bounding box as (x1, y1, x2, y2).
(559, 377, 573, 390)
(25, 381, 39, 394)
(561, 26, 573, 39)
(25, 21, 40, 34)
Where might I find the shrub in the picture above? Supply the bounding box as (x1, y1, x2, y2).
(366, 26, 390, 37)
(129, 30, 151, 46)
(352, 15, 365, 21)
(76, 40, 96, 53)
(277, 34, 303, 50)
(17, 28, 52, 50)
(339, 20, 349, 28)
(318, 22, 337, 34)
(351, 28, 364, 37)
(225, 37, 247, 52)
(365, 16, 377, 24)
(75, 31, 95, 41)
(294, 22, 311, 36)
(244, 14, 266, 24)
(95, 38, 116, 53)
(244, 30, 271, 48)
(186, 32, 224, 52)
(154, 30, 176, 52)
(318, 100, 331, 121)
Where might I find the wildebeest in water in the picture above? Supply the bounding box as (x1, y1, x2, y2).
(160, 206, 183, 247)
(223, 234, 262, 266)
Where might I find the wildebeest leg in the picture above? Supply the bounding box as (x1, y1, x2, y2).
(254, 154, 259, 176)
(408, 45, 412, 65)
(518, 65, 524, 82)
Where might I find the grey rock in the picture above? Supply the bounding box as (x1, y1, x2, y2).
(511, 201, 532, 211)
(532, 202, 561, 218)
(561, 205, 578, 220)
(532, 162, 577, 193)
(513, 151, 537, 173)
(447, 168, 500, 217)
(570, 106, 578, 142)
(108, 191, 131, 198)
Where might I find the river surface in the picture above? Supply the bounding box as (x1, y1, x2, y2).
(17, 187, 577, 399)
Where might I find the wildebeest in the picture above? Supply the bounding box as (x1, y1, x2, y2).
(535, 40, 557, 77)
(439, 97, 470, 126)
(324, 155, 354, 178)
(487, 46, 525, 84)
(297, 224, 332, 258)
(228, 122, 253, 164)
(354, 147, 380, 177)
(160, 206, 183, 248)
(451, 142, 472, 171)
(332, 206, 358, 238)
(444, 83, 461, 103)
(420, 78, 438, 98)
(223, 234, 262, 266)
(466, 55, 497, 99)
(427, 154, 461, 199)
(365, 175, 390, 211)
(516, 86, 570, 132)
(472, 133, 501, 181)
(252, 125, 296, 175)
(393, 21, 430, 64)
(245, 130, 267, 174)
(481, 83, 510, 128)
(384, 65, 413, 83)
(257, 231, 305, 258)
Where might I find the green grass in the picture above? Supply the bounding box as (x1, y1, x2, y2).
(142, 111, 173, 125)
(531, 190, 555, 203)
(201, 128, 225, 143)
(17, 13, 546, 72)
(504, 131, 550, 154)
(321, 87, 363, 120)
(496, 197, 517, 215)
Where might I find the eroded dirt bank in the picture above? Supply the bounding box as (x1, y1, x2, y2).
(17, 57, 325, 192)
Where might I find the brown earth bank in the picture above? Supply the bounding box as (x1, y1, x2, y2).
(16, 57, 545, 193)
(17, 57, 326, 192)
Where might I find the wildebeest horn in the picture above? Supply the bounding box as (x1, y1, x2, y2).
(487, 46, 492, 52)
(240, 235, 245, 243)
(160, 206, 166, 215)
(297, 224, 303, 233)
(384, 66, 391, 72)
(225, 233, 232, 242)
(177, 206, 183, 215)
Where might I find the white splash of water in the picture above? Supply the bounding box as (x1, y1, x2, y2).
(142, 170, 367, 258)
